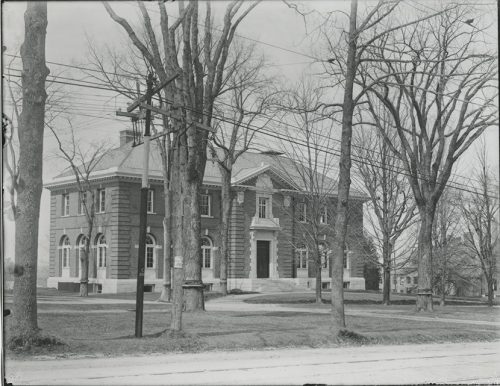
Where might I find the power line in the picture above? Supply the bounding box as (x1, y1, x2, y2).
(4, 66, 497, 199)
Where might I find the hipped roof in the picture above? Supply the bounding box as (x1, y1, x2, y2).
(46, 141, 367, 199)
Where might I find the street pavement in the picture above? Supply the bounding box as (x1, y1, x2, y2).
(5, 292, 500, 385)
(5, 341, 500, 385)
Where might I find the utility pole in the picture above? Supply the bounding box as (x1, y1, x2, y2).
(135, 73, 154, 338)
(116, 71, 215, 337)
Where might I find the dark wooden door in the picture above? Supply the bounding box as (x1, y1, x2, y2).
(256, 240, 270, 278)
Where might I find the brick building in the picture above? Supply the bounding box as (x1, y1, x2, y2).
(46, 130, 367, 293)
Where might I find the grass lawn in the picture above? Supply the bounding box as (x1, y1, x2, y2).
(4, 290, 499, 360)
(244, 291, 495, 306)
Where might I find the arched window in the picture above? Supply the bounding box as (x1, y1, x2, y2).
(95, 234, 107, 268)
(146, 234, 156, 268)
(296, 244, 308, 269)
(75, 235, 88, 277)
(59, 236, 71, 268)
(201, 237, 212, 269)
(76, 235, 89, 261)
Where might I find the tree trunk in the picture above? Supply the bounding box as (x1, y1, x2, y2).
(439, 257, 446, 307)
(382, 240, 391, 305)
(487, 277, 494, 307)
(80, 220, 93, 297)
(12, 1, 49, 338)
(159, 216, 172, 302)
(219, 169, 232, 296)
(331, 0, 357, 334)
(170, 147, 185, 331)
(315, 260, 322, 304)
(416, 206, 434, 312)
(183, 178, 204, 311)
(159, 134, 172, 302)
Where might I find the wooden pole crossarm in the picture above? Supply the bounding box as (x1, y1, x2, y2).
(138, 102, 216, 133)
(116, 111, 140, 119)
(127, 72, 180, 113)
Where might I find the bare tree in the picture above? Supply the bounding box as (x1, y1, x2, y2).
(102, 1, 259, 331)
(431, 187, 464, 306)
(461, 144, 499, 306)
(274, 77, 338, 303)
(353, 117, 417, 305)
(208, 45, 277, 296)
(12, 1, 50, 339)
(47, 122, 111, 297)
(364, 5, 498, 311)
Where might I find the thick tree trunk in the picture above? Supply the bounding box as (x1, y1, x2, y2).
(159, 216, 172, 302)
(159, 132, 172, 302)
(331, 0, 357, 334)
(416, 207, 434, 312)
(183, 178, 204, 311)
(12, 1, 49, 338)
(382, 240, 391, 305)
(487, 277, 494, 307)
(219, 170, 232, 296)
(170, 147, 185, 331)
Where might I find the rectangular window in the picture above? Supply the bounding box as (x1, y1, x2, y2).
(406, 276, 411, 285)
(96, 189, 105, 213)
(200, 194, 211, 217)
(62, 193, 70, 216)
(203, 248, 211, 268)
(146, 246, 154, 268)
(147, 189, 154, 213)
(79, 192, 87, 215)
(297, 248, 308, 269)
(320, 206, 328, 224)
(297, 202, 307, 222)
(413, 277, 418, 285)
(258, 197, 268, 219)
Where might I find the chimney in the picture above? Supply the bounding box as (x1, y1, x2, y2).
(120, 130, 135, 146)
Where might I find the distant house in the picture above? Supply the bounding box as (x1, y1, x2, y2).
(391, 238, 493, 298)
(45, 130, 368, 293)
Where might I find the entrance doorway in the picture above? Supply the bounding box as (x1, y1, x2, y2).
(256, 240, 270, 278)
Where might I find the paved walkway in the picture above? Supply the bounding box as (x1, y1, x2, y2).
(206, 293, 500, 327)
(5, 291, 499, 326)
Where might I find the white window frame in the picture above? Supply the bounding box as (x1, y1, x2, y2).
(201, 237, 213, 269)
(96, 189, 105, 213)
(78, 192, 87, 215)
(96, 234, 107, 268)
(62, 193, 70, 217)
(200, 194, 211, 217)
(297, 245, 308, 269)
(76, 235, 88, 261)
(320, 206, 328, 224)
(258, 196, 269, 219)
(147, 189, 154, 214)
(60, 236, 71, 268)
(319, 243, 329, 269)
(297, 202, 307, 222)
(146, 234, 156, 268)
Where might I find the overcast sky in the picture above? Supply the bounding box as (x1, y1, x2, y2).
(2, 1, 498, 267)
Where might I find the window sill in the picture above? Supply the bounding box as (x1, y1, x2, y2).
(147, 212, 156, 215)
(201, 215, 214, 218)
(61, 214, 70, 218)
